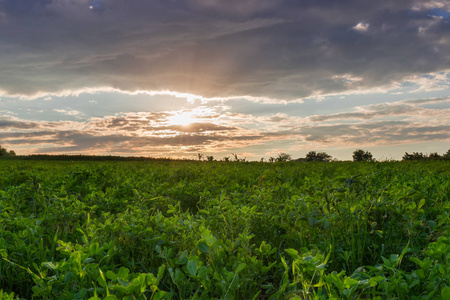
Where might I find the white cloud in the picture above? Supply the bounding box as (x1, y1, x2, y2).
(352, 22, 370, 32)
(412, 0, 450, 11)
(404, 70, 450, 92)
(53, 109, 82, 116)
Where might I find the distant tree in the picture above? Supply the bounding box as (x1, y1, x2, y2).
(444, 149, 450, 160)
(223, 157, 230, 162)
(294, 157, 308, 162)
(260, 158, 265, 162)
(402, 151, 447, 161)
(402, 152, 426, 161)
(402, 152, 427, 160)
(268, 157, 275, 163)
(428, 152, 441, 160)
(305, 151, 332, 162)
(276, 152, 292, 162)
(352, 149, 373, 162)
(0, 145, 16, 157)
(196, 153, 204, 161)
(206, 155, 214, 162)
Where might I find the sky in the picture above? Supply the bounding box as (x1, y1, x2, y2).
(0, 0, 449, 161)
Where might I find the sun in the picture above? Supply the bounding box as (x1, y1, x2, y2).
(167, 111, 196, 126)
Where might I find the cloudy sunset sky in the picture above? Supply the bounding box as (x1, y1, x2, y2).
(1, 0, 449, 160)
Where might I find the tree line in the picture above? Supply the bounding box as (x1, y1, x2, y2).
(1, 145, 450, 162)
(201, 149, 450, 162)
(276, 149, 450, 162)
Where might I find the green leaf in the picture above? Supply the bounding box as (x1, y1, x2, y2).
(117, 267, 130, 280)
(98, 269, 107, 288)
(177, 250, 188, 265)
(106, 270, 117, 280)
(0, 248, 7, 258)
(157, 264, 166, 283)
(153, 291, 168, 300)
(187, 260, 198, 276)
(201, 229, 215, 244)
(236, 263, 246, 274)
(42, 262, 57, 270)
(369, 276, 384, 287)
(343, 277, 358, 288)
(197, 241, 210, 253)
(442, 286, 450, 299)
(285, 248, 300, 260)
(118, 278, 129, 287)
(146, 273, 158, 286)
(418, 198, 426, 209)
(74, 288, 88, 299)
(198, 266, 209, 280)
(389, 254, 399, 262)
(406, 202, 416, 211)
(127, 274, 147, 294)
(175, 269, 185, 285)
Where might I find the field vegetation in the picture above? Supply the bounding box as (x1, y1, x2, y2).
(0, 159, 449, 299)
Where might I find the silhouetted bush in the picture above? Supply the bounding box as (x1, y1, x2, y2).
(353, 149, 374, 162)
(305, 151, 332, 162)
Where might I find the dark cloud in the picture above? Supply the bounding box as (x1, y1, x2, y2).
(1, 0, 449, 99)
(7, 138, 56, 145)
(0, 118, 38, 129)
(0, 130, 54, 139)
(88, 0, 105, 13)
(0, 0, 52, 15)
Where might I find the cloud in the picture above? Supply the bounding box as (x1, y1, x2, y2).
(53, 109, 82, 116)
(309, 97, 450, 122)
(0, 0, 449, 100)
(353, 22, 370, 32)
(402, 96, 450, 104)
(264, 113, 289, 123)
(1, 92, 449, 157)
(298, 121, 450, 146)
(0, 118, 38, 129)
(187, 0, 282, 17)
(0, 108, 262, 155)
(0, 0, 52, 16)
(404, 72, 450, 92)
(412, 0, 450, 11)
(166, 123, 237, 132)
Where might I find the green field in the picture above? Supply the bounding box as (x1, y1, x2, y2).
(1, 160, 449, 299)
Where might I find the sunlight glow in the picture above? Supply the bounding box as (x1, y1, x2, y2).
(167, 111, 197, 126)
